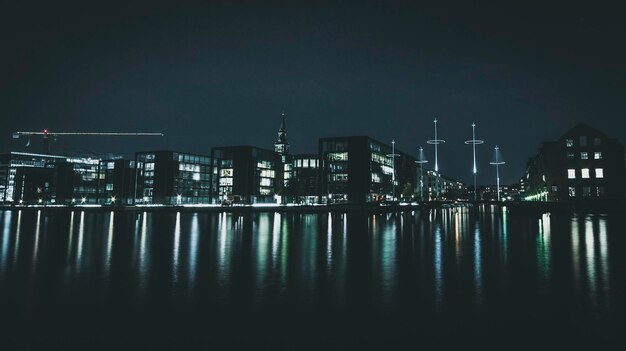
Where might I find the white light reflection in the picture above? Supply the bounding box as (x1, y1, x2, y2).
(598, 216, 609, 303)
(326, 212, 333, 269)
(76, 211, 85, 269)
(584, 216, 597, 306)
(1, 212, 11, 273)
(272, 212, 281, 271)
(473, 224, 483, 305)
(188, 213, 199, 291)
(537, 213, 551, 283)
(172, 212, 181, 287)
(105, 212, 114, 276)
(434, 223, 443, 306)
(12, 211, 22, 267)
(66, 211, 75, 262)
(571, 216, 581, 290)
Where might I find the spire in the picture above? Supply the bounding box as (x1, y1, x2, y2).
(274, 110, 289, 154)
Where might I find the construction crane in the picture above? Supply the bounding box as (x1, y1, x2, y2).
(12, 129, 164, 153)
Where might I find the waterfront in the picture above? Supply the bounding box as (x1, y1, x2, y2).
(0, 207, 623, 349)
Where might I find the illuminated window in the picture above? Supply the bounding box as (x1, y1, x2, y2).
(565, 139, 574, 147)
(580, 136, 587, 146)
(580, 152, 588, 160)
(551, 185, 557, 192)
(568, 187, 576, 197)
(371, 173, 381, 183)
(594, 152, 602, 160)
(581, 168, 590, 178)
(567, 169, 576, 179)
(597, 187, 605, 196)
(328, 152, 348, 161)
(595, 168, 604, 178)
(260, 178, 272, 186)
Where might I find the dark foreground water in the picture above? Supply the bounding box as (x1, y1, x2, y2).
(0, 207, 624, 350)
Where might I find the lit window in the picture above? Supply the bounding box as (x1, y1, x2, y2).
(567, 169, 576, 179)
(594, 152, 602, 160)
(597, 187, 605, 196)
(581, 168, 590, 178)
(260, 178, 272, 186)
(580, 136, 587, 146)
(595, 168, 604, 178)
(551, 185, 558, 192)
(565, 139, 574, 147)
(580, 152, 588, 160)
(568, 187, 576, 197)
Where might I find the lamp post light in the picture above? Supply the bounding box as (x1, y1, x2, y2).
(415, 146, 429, 201)
(464, 122, 484, 201)
(489, 146, 506, 202)
(387, 139, 400, 201)
(427, 118, 445, 199)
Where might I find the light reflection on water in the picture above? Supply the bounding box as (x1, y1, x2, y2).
(0, 208, 620, 328)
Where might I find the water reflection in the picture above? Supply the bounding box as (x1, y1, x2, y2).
(0, 207, 618, 326)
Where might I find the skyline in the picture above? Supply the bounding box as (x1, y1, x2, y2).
(2, 1, 626, 185)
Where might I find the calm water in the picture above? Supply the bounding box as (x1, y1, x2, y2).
(0, 207, 623, 349)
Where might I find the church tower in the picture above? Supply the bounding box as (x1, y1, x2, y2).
(274, 111, 289, 155)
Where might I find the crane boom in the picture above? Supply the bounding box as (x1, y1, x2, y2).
(13, 130, 164, 138)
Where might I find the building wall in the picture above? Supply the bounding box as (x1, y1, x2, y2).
(524, 123, 626, 201)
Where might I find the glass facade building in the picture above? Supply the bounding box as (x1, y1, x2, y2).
(135, 151, 212, 205)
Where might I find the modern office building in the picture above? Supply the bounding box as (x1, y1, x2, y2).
(97, 159, 137, 205)
(135, 151, 212, 205)
(210, 146, 283, 204)
(318, 136, 417, 203)
(423, 170, 467, 201)
(0, 152, 64, 203)
(54, 158, 101, 204)
(284, 153, 320, 204)
(523, 123, 626, 201)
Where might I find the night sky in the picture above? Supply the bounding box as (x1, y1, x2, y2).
(2, 1, 625, 185)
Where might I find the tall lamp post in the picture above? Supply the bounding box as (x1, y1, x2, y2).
(387, 139, 400, 201)
(464, 122, 484, 201)
(489, 146, 506, 202)
(415, 146, 428, 201)
(427, 118, 445, 199)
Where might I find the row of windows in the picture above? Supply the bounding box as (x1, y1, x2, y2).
(568, 186, 605, 197)
(327, 152, 349, 161)
(567, 168, 604, 179)
(294, 158, 319, 168)
(567, 152, 602, 160)
(565, 136, 601, 148)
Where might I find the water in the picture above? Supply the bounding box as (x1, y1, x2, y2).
(0, 207, 623, 349)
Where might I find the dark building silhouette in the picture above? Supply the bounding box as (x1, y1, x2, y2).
(319, 136, 417, 203)
(274, 111, 290, 156)
(97, 159, 137, 205)
(210, 146, 284, 204)
(523, 123, 626, 201)
(284, 153, 320, 204)
(135, 151, 212, 205)
(12, 167, 55, 204)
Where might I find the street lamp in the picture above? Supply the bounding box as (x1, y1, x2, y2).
(387, 139, 400, 201)
(427, 118, 445, 199)
(415, 146, 429, 201)
(464, 122, 484, 201)
(489, 146, 506, 202)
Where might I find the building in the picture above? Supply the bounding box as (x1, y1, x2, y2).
(284, 154, 320, 204)
(523, 123, 626, 201)
(210, 146, 284, 204)
(97, 159, 137, 205)
(135, 151, 212, 205)
(423, 170, 467, 201)
(0, 152, 101, 204)
(318, 136, 417, 203)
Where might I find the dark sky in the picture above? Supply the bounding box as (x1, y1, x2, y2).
(2, 0, 625, 185)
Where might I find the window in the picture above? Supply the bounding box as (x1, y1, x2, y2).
(565, 139, 574, 147)
(567, 152, 574, 160)
(580, 136, 587, 147)
(583, 187, 591, 197)
(594, 152, 602, 160)
(328, 152, 348, 161)
(371, 173, 381, 183)
(567, 169, 576, 179)
(593, 138, 601, 146)
(595, 168, 604, 178)
(260, 178, 272, 186)
(580, 152, 588, 160)
(597, 187, 605, 196)
(329, 173, 348, 182)
(551, 185, 558, 192)
(581, 168, 590, 178)
(568, 187, 576, 197)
